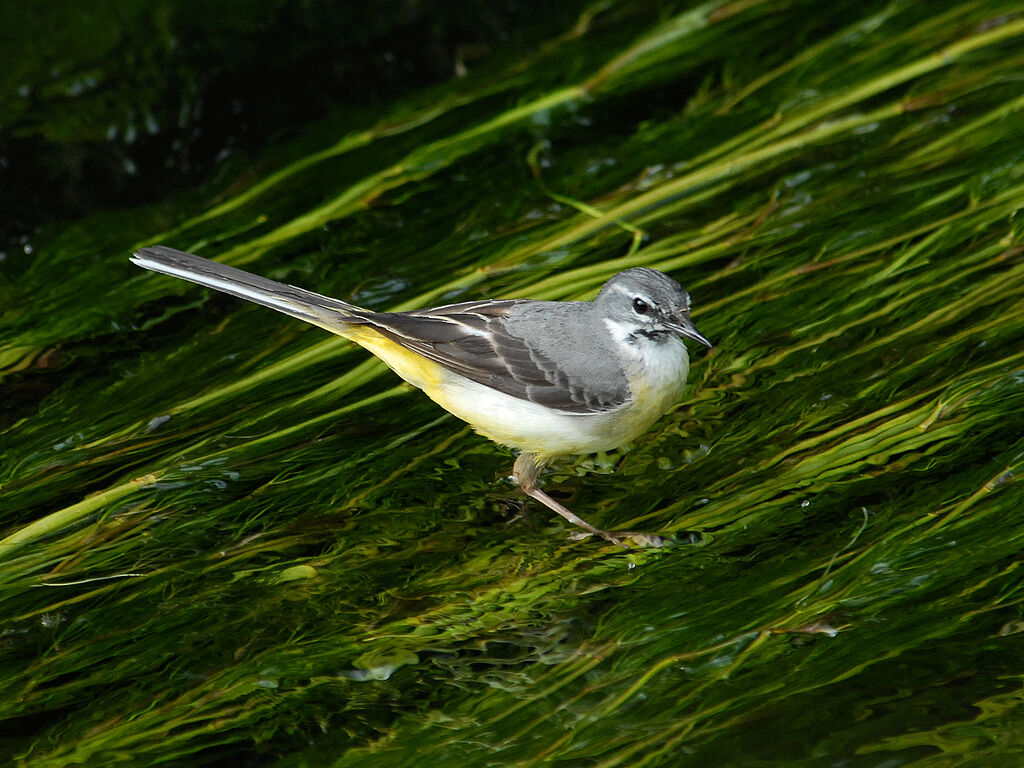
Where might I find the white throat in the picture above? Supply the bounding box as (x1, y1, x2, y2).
(603, 316, 690, 402)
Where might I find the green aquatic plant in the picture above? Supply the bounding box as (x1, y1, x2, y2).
(2, 0, 1024, 765)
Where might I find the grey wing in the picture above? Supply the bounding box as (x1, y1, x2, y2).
(352, 300, 630, 414)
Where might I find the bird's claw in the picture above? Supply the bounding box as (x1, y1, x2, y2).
(568, 530, 669, 548)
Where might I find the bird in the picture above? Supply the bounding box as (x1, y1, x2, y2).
(130, 246, 712, 547)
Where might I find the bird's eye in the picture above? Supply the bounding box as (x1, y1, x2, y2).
(632, 297, 649, 315)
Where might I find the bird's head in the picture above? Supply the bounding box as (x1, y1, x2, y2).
(596, 268, 712, 349)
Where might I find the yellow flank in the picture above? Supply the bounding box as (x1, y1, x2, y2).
(338, 322, 688, 459)
(340, 325, 446, 393)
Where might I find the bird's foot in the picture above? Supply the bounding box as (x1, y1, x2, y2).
(568, 530, 669, 548)
(513, 452, 669, 549)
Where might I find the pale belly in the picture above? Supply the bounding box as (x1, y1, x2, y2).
(428, 340, 691, 458)
(347, 324, 692, 458)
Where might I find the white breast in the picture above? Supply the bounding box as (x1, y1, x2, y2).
(424, 333, 690, 458)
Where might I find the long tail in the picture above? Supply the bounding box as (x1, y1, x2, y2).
(131, 246, 363, 332)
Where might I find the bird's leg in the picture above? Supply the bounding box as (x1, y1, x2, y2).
(513, 452, 628, 548)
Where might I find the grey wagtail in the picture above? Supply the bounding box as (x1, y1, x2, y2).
(131, 246, 711, 547)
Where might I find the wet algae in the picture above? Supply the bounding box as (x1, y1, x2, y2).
(2, 1, 1024, 766)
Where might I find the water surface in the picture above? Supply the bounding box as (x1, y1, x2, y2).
(3, 1, 1024, 765)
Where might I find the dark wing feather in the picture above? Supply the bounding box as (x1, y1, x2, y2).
(348, 300, 628, 414)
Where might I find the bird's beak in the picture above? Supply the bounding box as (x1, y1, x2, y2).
(667, 313, 712, 349)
